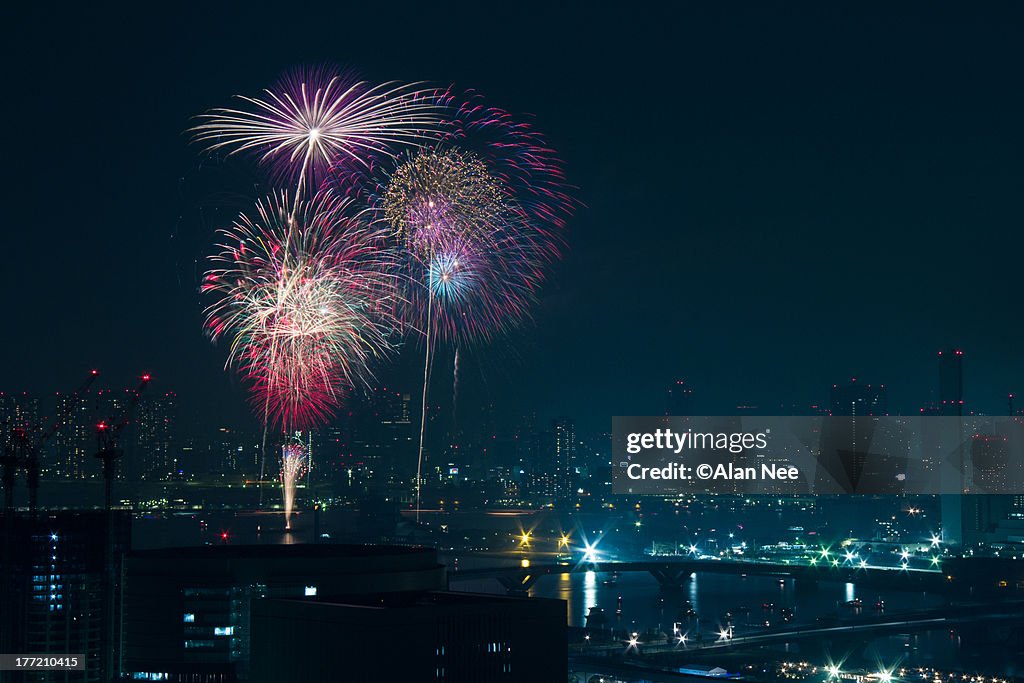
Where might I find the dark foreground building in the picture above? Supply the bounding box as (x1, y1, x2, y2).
(251, 592, 567, 683)
(123, 544, 565, 682)
(0, 510, 131, 683)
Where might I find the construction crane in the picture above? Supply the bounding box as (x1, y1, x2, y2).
(94, 373, 150, 511)
(93, 372, 148, 683)
(1, 369, 100, 514)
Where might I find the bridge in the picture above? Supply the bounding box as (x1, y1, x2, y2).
(574, 600, 1024, 654)
(569, 601, 1024, 682)
(449, 558, 947, 594)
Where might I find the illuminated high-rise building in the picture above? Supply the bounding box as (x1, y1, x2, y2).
(49, 393, 94, 480)
(552, 417, 576, 504)
(2, 392, 41, 463)
(134, 392, 177, 481)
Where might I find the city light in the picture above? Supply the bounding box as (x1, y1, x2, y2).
(583, 541, 599, 562)
(558, 534, 570, 548)
(930, 533, 941, 548)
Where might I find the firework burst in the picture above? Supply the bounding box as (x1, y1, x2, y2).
(202, 190, 399, 431)
(192, 67, 444, 203)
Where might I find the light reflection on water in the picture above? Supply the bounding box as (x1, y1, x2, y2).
(583, 570, 597, 617)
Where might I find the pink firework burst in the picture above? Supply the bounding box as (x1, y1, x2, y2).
(202, 190, 400, 430)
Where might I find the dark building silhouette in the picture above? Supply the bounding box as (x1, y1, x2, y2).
(935, 348, 974, 546)
(666, 379, 694, 416)
(939, 348, 965, 416)
(0, 510, 131, 683)
(251, 592, 566, 683)
(123, 544, 565, 683)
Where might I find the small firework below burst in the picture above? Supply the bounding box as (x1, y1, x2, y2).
(279, 440, 308, 531)
(428, 251, 477, 303)
(202, 190, 399, 430)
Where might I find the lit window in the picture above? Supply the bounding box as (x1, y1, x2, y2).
(183, 613, 195, 623)
(304, 586, 317, 596)
(213, 626, 234, 636)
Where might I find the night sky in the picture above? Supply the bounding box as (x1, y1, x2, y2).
(8, 4, 1024, 434)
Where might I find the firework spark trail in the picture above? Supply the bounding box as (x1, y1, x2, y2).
(192, 67, 446, 211)
(202, 190, 400, 432)
(279, 440, 308, 530)
(453, 347, 460, 432)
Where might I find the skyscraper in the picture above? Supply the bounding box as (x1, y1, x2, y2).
(939, 348, 965, 416)
(552, 417, 576, 505)
(49, 393, 94, 480)
(134, 392, 177, 481)
(666, 379, 694, 416)
(829, 379, 887, 416)
(938, 349, 967, 545)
